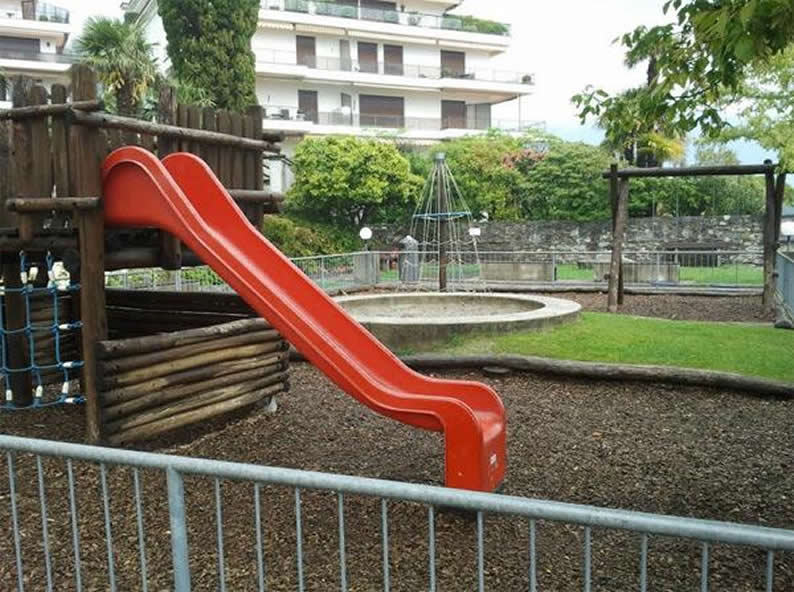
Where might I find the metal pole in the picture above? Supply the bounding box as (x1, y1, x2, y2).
(167, 467, 191, 592)
(437, 153, 448, 292)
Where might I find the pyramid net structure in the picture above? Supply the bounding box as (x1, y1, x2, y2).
(402, 153, 486, 291)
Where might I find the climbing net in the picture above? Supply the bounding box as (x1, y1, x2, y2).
(0, 251, 83, 409)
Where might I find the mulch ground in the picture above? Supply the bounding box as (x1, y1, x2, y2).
(539, 291, 774, 323)
(1, 358, 793, 591)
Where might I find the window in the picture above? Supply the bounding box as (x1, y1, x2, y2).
(383, 45, 403, 76)
(358, 42, 378, 74)
(296, 35, 316, 68)
(440, 50, 465, 78)
(360, 94, 404, 128)
(298, 90, 318, 123)
(442, 100, 466, 129)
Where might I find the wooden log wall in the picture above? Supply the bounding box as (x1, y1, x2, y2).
(0, 66, 283, 271)
(106, 289, 256, 338)
(97, 318, 290, 445)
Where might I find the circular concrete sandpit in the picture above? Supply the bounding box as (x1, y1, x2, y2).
(335, 292, 581, 349)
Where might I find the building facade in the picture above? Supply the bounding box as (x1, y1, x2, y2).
(0, 0, 73, 107)
(126, 0, 535, 191)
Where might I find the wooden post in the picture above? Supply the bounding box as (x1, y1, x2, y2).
(246, 105, 265, 226)
(230, 112, 245, 190)
(2, 81, 33, 405)
(157, 86, 182, 269)
(607, 165, 629, 313)
(763, 161, 777, 313)
(70, 64, 108, 443)
(51, 84, 70, 199)
(0, 118, 13, 229)
(216, 110, 233, 186)
(774, 173, 786, 247)
(201, 106, 219, 175)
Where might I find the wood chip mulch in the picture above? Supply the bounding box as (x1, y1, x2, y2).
(541, 291, 774, 323)
(1, 359, 793, 591)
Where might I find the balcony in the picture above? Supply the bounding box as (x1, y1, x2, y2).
(0, 47, 73, 63)
(262, 105, 539, 133)
(1, 1, 70, 24)
(256, 49, 534, 85)
(263, 0, 510, 37)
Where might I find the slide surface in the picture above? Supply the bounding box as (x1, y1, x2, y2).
(102, 147, 506, 491)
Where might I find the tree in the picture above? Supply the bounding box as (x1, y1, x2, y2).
(521, 139, 612, 221)
(414, 133, 537, 220)
(289, 136, 423, 229)
(158, 0, 259, 111)
(75, 18, 157, 116)
(719, 46, 794, 169)
(574, 0, 794, 144)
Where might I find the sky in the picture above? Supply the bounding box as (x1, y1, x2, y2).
(62, 0, 775, 163)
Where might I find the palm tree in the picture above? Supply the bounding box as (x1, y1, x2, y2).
(75, 18, 158, 116)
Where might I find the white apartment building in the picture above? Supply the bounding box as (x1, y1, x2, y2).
(127, 0, 535, 191)
(0, 0, 73, 107)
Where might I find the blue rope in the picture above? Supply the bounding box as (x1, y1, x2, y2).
(1, 251, 84, 411)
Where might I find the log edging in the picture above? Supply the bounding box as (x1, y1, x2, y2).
(290, 351, 794, 397)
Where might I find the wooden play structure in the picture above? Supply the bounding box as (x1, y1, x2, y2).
(604, 163, 788, 313)
(0, 65, 289, 443)
(2, 64, 507, 493)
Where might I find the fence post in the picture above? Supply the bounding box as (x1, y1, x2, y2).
(166, 467, 191, 592)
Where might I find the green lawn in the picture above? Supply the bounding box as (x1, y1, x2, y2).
(556, 263, 762, 285)
(430, 312, 794, 382)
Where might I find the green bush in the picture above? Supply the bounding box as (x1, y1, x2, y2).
(456, 15, 509, 35)
(288, 136, 423, 229)
(262, 215, 358, 257)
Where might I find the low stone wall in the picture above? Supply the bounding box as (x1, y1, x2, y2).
(373, 215, 764, 257)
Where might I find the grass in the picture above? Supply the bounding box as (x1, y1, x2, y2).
(429, 312, 794, 382)
(556, 263, 762, 285)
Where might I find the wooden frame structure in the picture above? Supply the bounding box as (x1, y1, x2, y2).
(0, 65, 289, 443)
(602, 163, 787, 314)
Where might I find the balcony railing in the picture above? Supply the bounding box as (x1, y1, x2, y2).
(0, 48, 74, 63)
(265, 0, 511, 37)
(262, 106, 540, 132)
(256, 49, 534, 84)
(1, 1, 70, 24)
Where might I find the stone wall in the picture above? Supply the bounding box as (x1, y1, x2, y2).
(373, 215, 764, 254)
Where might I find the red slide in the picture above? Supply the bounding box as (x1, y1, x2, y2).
(102, 147, 506, 491)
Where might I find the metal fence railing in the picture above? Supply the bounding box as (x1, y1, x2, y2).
(104, 250, 765, 295)
(2, 433, 793, 591)
(777, 251, 794, 319)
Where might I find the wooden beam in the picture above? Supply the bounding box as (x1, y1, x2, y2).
(7, 197, 100, 212)
(602, 163, 777, 179)
(105, 382, 286, 445)
(71, 109, 279, 153)
(0, 99, 103, 120)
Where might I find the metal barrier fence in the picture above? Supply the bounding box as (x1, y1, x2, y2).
(777, 251, 794, 319)
(104, 250, 765, 294)
(1, 433, 793, 591)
